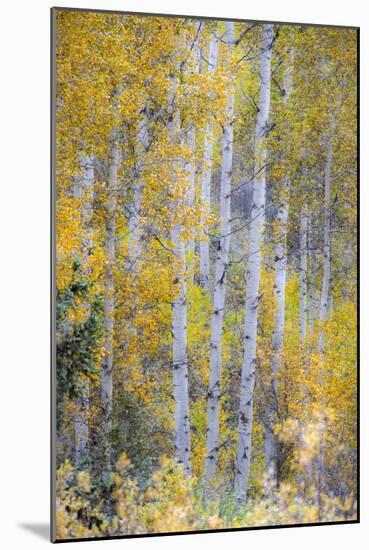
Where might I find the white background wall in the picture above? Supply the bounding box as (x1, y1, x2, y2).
(0, 0, 366, 548)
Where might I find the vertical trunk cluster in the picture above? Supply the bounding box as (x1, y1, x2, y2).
(199, 33, 218, 289)
(204, 21, 234, 487)
(264, 46, 294, 486)
(235, 24, 274, 503)
(170, 23, 203, 476)
(124, 113, 149, 401)
(101, 132, 121, 472)
(318, 118, 334, 352)
(74, 155, 94, 467)
(299, 209, 308, 341)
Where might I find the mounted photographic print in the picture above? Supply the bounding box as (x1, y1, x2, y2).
(51, 7, 359, 542)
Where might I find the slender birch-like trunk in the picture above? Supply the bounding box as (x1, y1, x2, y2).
(170, 22, 204, 475)
(264, 47, 294, 487)
(172, 220, 191, 475)
(101, 132, 121, 471)
(123, 113, 149, 395)
(299, 209, 308, 341)
(187, 126, 196, 258)
(171, 175, 191, 475)
(316, 135, 334, 488)
(74, 155, 94, 467)
(199, 33, 218, 289)
(318, 118, 334, 352)
(235, 24, 274, 503)
(186, 38, 200, 284)
(312, 118, 334, 507)
(308, 218, 316, 332)
(204, 22, 234, 486)
(264, 181, 290, 485)
(184, 127, 196, 287)
(168, 73, 191, 476)
(127, 114, 149, 270)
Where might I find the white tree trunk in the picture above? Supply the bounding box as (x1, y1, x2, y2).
(235, 24, 274, 503)
(204, 22, 234, 486)
(74, 155, 94, 467)
(184, 129, 196, 288)
(308, 218, 316, 332)
(299, 209, 308, 341)
(264, 46, 294, 487)
(127, 115, 149, 270)
(318, 118, 334, 352)
(312, 121, 334, 492)
(199, 33, 218, 289)
(168, 76, 191, 476)
(186, 35, 201, 285)
(101, 134, 121, 468)
(264, 181, 290, 485)
(172, 221, 191, 476)
(171, 130, 191, 476)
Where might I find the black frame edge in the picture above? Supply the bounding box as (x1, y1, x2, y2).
(51, 6, 57, 544)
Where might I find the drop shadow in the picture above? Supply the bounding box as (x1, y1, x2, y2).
(18, 523, 49, 541)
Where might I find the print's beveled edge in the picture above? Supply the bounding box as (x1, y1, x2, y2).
(51, 5, 359, 31)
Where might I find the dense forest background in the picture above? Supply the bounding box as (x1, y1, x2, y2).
(54, 9, 357, 540)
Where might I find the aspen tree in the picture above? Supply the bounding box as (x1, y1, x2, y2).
(235, 24, 274, 503)
(299, 209, 308, 341)
(204, 21, 234, 487)
(308, 218, 316, 331)
(264, 45, 294, 486)
(74, 155, 94, 467)
(169, 57, 191, 477)
(101, 129, 122, 474)
(127, 113, 149, 270)
(199, 33, 219, 289)
(318, 117, 334, 353)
